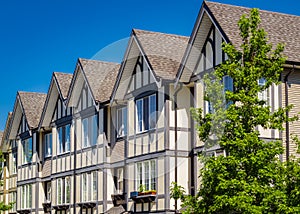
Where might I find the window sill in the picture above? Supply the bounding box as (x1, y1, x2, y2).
(56, 152, 71, 158)
(82, 144, 97, 151)
(136, 128, 156, 136)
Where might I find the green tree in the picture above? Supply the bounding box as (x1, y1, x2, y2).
(171, 8, 300, 213)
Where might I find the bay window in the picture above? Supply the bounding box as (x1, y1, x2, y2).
(82, 115, 98, 148)
(136, 94, 157, 133)
(117, 107, 127, 138)
(136, 160, 156, 191)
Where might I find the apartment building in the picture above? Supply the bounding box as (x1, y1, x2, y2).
(1, 1, 300, 214)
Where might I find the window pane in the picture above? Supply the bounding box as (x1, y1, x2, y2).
(65, 125, 71, 152)
(45, 133, 52, 157)
(92, 115, 98, 146)
(144, 162, 150, 190)
(151, 160, 156, 190)
(58, 128, 63, 154)
(92, 172, 97, 201)
(136, 99, 143, 132)
(13, 153, 17, 174)
(82, 119, 89, 148)
(57, 179, 62, 204)
(65, 177, 70, 203)
(149, 95, 156, 129)
(123, 107, 127, 136)
(82, 174, 87, 202)
(46, 182, 51, 201)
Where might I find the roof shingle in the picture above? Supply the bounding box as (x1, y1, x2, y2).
(54, 72, 73, 99)
(78, 58, 120, 103)
(18, 92, 47, 129)
(133, 29, 189, 80)
(206, 1, 300, 63)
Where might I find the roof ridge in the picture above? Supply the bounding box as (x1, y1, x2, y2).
(78, 58, 120, 65)
(206, 1, 300, 18)
(133, 28, 189, 39)
(53, 71, 73, 75)
(18, 91, 46, 95)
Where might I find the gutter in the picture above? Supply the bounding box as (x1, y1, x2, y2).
(284, 65, 295, 161)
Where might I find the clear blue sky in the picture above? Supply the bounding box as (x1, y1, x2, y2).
(0, 0, 299, 130)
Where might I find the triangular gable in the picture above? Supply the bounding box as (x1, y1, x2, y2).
(176, 1, 229, 84)
(68, 58, 120, 110)
(39, 72, 73, 129)
(111, 32, 160, 104)
(9, 92, 46, 139)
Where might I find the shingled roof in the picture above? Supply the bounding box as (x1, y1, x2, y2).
(133, 29, 189, 80)
(205, 1, 300, 63)
(18, 92, 47, 129)
(78, 58, 120, 103)
(54, 72, 73, 99)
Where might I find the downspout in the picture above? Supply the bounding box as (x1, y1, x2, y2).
(284, 65, 294, 162)
(174, 83, 183, 211)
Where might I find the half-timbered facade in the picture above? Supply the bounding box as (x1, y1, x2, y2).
(8, 92, 47, 214)
(111, 29, 191, 213)
(1, 1, 300, 214)
(39, 72, 73, 214)
(67, 58, 120, 214)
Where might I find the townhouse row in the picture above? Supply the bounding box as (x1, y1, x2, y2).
(1, 1, 300, 214)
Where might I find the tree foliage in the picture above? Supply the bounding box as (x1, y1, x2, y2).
(171, 8, 300, 213)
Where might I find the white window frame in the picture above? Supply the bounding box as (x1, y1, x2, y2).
(12, 152, 17, 174)
(258, 78, 269, 105)
(57, 124, 71, 155)
(136, 94, 157, 133)
(21, 184, 32, 209)
(117, 107, 127, 138)
(21, 138, 32, 164)
(136, 160, 156, 191)
(57, 177, 70, 205)
(82, 115, 98, 148)
(44, 133, 52, 158)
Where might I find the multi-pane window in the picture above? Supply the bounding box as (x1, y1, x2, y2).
(21, 185, 32, 209)
(82, 171, 97, 202)
(136, 160, 156, 191)
(57, 177, 71, 205)
(136, 94, 156, 133)
(117, 107, 127, 138)
(21, 138, 32, 164)
(82, 115, 98, 148)
(44, 133, 52, 158)
(57, 124, 71, 155)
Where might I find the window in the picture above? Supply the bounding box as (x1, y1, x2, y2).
(12, 152, 17, 174)
(82, 115, 98, 148)
(136, 94, 156, 133)
(44, 133, 52, 158)
(11, 192, 16, 211)
(223, 75, 233, 108)
(117, 168, 124, 193)
(258, 78, 269, 105)
(136, 160, 156, 191)
(82, 171, 97, 202)
(117, 107, 127, 137)
(92, 172, 97, 201)
(57, 124, 71, 155)
(22, 138, 32, 164)
(57, 177, 70, 205)
(46, 182, 51, 202)
(21, 185, 32, 209)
